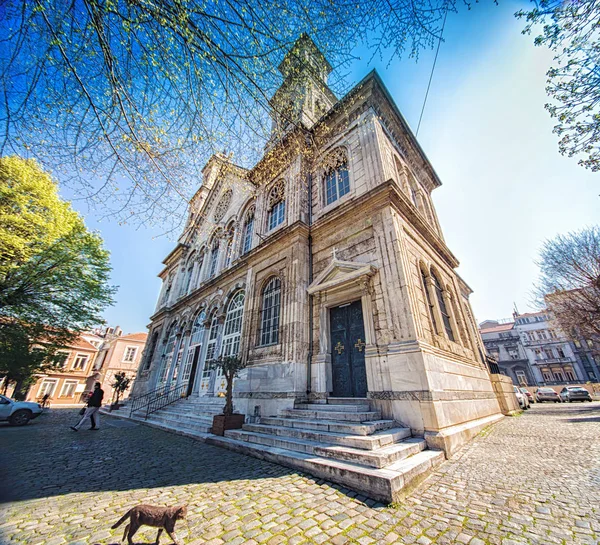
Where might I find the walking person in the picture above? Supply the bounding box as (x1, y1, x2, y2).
(71, 382, 104, 431)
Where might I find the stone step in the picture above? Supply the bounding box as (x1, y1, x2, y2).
(315, 437, 427, 468)
(225, 429, 426, 468)
(159, 405, 224, 415)
(295, 403, 371, 412)
(326, 397, 370, 405)
(279, 409, 382, 422)
(259, 416, 395, 436)
(205, 435, 445, 504)
(242, 423, 411, 450)
(148, 413, 214, 433)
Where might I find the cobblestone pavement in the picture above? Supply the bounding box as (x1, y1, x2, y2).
(1, 402, 599, 545)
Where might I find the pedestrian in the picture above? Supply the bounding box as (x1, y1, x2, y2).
(71, 382, 104, 431)
(41, 393, 50, 408)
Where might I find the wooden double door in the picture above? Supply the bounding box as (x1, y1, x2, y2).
(330, 300, 368, 398)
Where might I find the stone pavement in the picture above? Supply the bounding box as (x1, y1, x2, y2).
(1, 402, 599, 545)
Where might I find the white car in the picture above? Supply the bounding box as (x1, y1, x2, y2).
(513, 386, 530, 410)
(0, 394, 43, 426)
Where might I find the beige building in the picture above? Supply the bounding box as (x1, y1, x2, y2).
(88, 331, 148, 403)
(26, 336, 100, 406)
(132, 35, 503, 458)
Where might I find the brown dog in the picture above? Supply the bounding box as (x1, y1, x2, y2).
(111, 504, 187, 544)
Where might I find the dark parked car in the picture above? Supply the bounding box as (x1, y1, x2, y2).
(559, 387, 593, 403)
(534, 387, 562, 403)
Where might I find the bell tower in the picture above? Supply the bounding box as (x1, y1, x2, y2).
(268, 34, 337, 145)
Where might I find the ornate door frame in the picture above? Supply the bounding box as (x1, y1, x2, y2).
(307, 258, 377, 396)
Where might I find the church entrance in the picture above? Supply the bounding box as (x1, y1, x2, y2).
(330, 300, 368, 398)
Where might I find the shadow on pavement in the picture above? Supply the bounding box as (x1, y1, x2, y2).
(0, 407, 298, 504)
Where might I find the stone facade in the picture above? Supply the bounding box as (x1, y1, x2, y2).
(131, 35, 502, 456)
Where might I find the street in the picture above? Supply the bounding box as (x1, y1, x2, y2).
(1, 402, 599, 545)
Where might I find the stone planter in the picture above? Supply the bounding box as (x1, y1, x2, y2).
(211, 413, 245, 436)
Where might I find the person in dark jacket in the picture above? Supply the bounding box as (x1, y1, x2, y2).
(71, 382, 104, 431)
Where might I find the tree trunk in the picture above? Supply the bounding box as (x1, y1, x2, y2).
(224, 370, 234, 416)
(12, 380, 27, 401)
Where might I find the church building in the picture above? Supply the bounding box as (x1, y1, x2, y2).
(130, 35, 505, 502)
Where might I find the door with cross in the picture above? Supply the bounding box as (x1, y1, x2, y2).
(329, 300, 368, 397)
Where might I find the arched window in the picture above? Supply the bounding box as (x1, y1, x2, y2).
(158, 324, 178, 384)
(223, 225, 234, 269)
(182, 311, 206, 383)
(190, 310, 206, 346)
(221, 291, 245, 357)
(267, 180, 285, 231)
(323, 149, 350, 205)
(208, 236, 220, 279)
(431, 271, 455, 341)
(260, 277, 281, 346)
(181, 254, 195, 296)
(242, 208, 255, 255)
(421, 268, 438, 335)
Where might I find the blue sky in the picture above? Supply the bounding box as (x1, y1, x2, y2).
(65, 0, 598, 334)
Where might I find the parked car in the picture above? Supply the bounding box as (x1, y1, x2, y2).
(513, 386, 530, 409)
(519, 388, 534, 403)
(534, 387, 562, 403)
(559, 387, 593, 403)
(0, 394, 43, 426)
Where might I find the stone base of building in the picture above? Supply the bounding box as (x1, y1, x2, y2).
(423, 413, 504, 458)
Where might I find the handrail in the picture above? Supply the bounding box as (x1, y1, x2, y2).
(129, 382, 187, 420)
(144, 383, 187, 419)
(129, 383, 173, 414)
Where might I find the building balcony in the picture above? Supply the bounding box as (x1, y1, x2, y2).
(533, 357, 574, 365)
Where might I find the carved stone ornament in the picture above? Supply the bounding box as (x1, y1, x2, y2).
(321, 147, 348, 173)
(213, 188, 233, 223)
(267, 180, 285, 211)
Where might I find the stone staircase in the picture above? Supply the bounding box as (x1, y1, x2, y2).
(207, 398, 445, 504)
(128, 396, 226, 435)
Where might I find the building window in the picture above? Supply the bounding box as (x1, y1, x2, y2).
(557, 347, 565, 358)
(208, 239, 220, 279)
(39, 379, 58, 398)
(542, 372, 552, 382)
(260, 277, 281, 346)
(181, 259, 195, 297)
(122, 346, 138, 363)
(190, 311, 206, 347)
(72, 354, 89, 370)
(431, 271, 455, 342)
(60, 380, 78, 398)
(242, 210, 255, 254)
(159, 326, 178, 384)
(267, 180, 285, 231)
(221, 291, 245, 358)
(323, 150, 350, 206)
(516, 370, 527, 386)
(553, 371, 564, 382)
(421, 268, 438, 335)
(565, 370, 575, 381)
(57, 351, 70, 368)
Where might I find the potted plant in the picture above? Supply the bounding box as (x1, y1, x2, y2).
(207, 355, 247, 435)
(110, 371, 131, 411)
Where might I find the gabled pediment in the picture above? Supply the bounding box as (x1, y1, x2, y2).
(307, 259, 377, 295)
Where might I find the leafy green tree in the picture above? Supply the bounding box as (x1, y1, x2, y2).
(0, 321, 74, 399)
(0, 156, 79, 276)
(208, 355, 247, 416)
(111, 371, 132, 406)
(517, 0, 600, 171)
(0, 0, 454, 225)
(0, 157, 115, 395)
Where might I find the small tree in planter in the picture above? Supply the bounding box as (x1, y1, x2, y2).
(111, 371, 131, 410)
(207, 355, 247, 435)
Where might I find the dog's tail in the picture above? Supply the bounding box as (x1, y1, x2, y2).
(111, 510, 131, 529)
